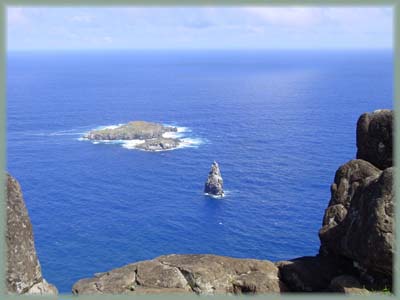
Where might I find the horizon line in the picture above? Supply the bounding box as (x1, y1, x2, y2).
(7, 47, 394, 52)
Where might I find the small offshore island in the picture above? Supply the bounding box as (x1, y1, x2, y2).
(83, 121, 181, 151)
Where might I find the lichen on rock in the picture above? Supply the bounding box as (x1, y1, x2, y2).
(356, 109, 392, 169)
(6, 174, 57, 295)
(319, 109, 394, 290)
(72, 254, 286, 295)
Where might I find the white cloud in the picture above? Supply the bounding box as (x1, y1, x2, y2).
(7, 7, 29, 25)
(6, 6, 393, 50)
(243, 6, 392, 31)
(322, 7, 392, 31)
(103, 36, 113, 43)
(244, 7, 322, 27)
(69, 14, 94, 23)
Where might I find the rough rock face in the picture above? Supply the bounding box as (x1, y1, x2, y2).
(319, 110, 394, 289)
(276, 255, 355, 292)
(329, 275, 370, 294)
(6, 174, 57, 295)
(72, 254, 286, 295)
(84, 121, 177, 140)
(319, 164, 394, 284)
(204, 161, 224, 196)
(356, 109, 393, 169)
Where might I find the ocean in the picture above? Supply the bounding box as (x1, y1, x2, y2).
(7, 49, 393, 293)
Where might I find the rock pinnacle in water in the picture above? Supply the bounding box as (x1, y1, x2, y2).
(204, 161, 224, 197)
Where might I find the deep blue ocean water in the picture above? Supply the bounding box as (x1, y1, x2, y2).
(7, 50, 393, 293)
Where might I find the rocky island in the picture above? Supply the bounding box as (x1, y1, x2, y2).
(83, 121, 181, 151)
(204, 161, 224, 197)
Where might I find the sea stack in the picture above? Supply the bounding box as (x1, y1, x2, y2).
(204, 161, 224, 197)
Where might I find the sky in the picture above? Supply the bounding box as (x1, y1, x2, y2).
(7, 6, 393, 51)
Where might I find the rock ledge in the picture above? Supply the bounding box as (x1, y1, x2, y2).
(72, 254, 286, 295)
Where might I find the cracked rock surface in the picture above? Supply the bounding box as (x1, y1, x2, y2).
(319, 164, 394, 284)
(318, 109, 394, 289)
(6, 174, 58, 295)
(72, 254, 286, 295)
(356, 109, 392, 170)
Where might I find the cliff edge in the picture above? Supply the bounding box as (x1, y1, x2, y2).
(73, 254, 287, 295)
(6, 174, 58, 295)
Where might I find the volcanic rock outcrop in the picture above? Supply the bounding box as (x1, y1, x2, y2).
(356, 109, 392, 169)
(319, 161, 393, 276)
(72, 254, 286, 295)
(318, 109, 394, 290)
(204, 161, 224, 197)
(280, 109, 394, 293)
(83, 121, 180, 151)
(6, 174, 58, 295)
(276, 254, 356, 292)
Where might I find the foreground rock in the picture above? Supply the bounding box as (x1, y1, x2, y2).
(276, 255, 355, 292)
(72, 254, 286, 295)
(319, 109, 394, 290)
(204, 161, 224, 196)
(6, 174, 57, 295)
(356, 109, 392, 169)
(84, 121, 181, 151)
(329, 275, 370, 294)
(319, 163, 394, 289)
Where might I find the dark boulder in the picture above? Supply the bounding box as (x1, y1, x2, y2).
(276, 255, 354, 292)
(329, 275, 370, 294)
(356, 109, 393, 169)
(319, 162, 394, 288)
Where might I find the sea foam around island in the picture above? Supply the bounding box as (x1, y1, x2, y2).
(78, 124, 204, 151)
